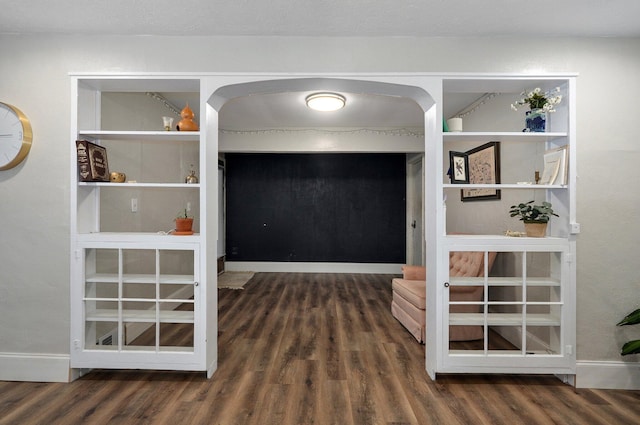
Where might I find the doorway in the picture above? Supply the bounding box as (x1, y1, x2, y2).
(407, 154, 425, 266)
(207, 74, 436, 374)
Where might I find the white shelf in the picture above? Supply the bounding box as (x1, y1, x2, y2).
(443, 234, 569, 250)
(78, 130, 200, 142)
(443, 132, 567, 143)
(443, 183, 566, 189)
(83, 345, 194, 353)
(76, 76, 200, 93)
(76, 232, 200, 243)
(85, 273, 195, 284)
(434, 75, 575, 376)
(448, 350, 561, 356)
(84, 298, 194, 305)
(443, 76, 576, 93)
(449, 313, 561, 326)
(71, 74, 208, 373)
(85, 309, 194, 323)
(78, 182, 200, 188)
(449, 276, 561, 287)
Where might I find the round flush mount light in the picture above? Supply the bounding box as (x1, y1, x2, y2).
(305, 92, 346, 112)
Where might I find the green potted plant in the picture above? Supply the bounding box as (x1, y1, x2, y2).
(174, 208, 194, 235)
(509, 200, 558, 237)
(617, 308, 640, 356)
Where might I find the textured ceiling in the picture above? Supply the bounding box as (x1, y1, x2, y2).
(2, 0, 640, 37)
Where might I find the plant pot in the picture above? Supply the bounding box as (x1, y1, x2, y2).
(524, 222, 547, 237)
(175, 218, 193, 235)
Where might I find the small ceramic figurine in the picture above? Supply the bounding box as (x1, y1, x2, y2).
(109, 171, 126, 183)
(176, 103, 199, 131)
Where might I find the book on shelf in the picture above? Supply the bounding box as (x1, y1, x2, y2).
(76, 140, 110, 182)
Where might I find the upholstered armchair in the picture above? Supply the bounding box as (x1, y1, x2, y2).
(391, 251, 497, 342)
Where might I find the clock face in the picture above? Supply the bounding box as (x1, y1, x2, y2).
(0, 102, 32, 170)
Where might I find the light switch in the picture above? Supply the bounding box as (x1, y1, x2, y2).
(131, 198, 138, 213)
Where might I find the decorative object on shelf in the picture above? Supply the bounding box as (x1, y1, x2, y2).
(0, 101, 33, 171)
(616, 308, 640, 356)
(525, 109, 546, 132)
(504, 230, 526, 237)
(109, 171, 126, 183)
(454, 92, 500, 119)
(162, 116, 174, 131)
(174, 208, 194, 235)
(511, 87, 562, 133)
(76, 140, 109, 182)
(446, 117, 463, 132)
(185, 165, 198, 184)
(539, 146, 568, 185)
(146, 92, 182, 116)
(508, 200, 558, 237)
(449, 151, 469, 184)
(523, 222, 547, 237)
(176, 103, 199, 131)
(461, 141, 501, 202)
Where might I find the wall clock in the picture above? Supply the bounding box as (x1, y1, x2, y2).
(0, 102, 33, 170)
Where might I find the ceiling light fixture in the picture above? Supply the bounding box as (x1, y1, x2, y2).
(305, 92, 346, 112)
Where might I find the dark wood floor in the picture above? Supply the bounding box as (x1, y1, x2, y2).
(1, 272, 639, 424)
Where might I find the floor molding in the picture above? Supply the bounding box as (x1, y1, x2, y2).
(225, 261, 402, 274)
(0, 352, 71, 383)
(576, 360, 640, 390)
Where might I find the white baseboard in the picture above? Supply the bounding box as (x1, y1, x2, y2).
(576, 360, 640, 390)
(225, 261, 403, 274)
(0, 352, 71, 383)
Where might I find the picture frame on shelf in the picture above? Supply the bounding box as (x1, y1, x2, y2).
(449, 151, 469, 184)
(461, 141, 501, 202)
(539, 145, 568, 185)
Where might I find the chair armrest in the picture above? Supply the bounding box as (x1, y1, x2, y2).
(402, 265, 426, 280)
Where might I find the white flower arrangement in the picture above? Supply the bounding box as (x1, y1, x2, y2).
(511, 87, 562, 113)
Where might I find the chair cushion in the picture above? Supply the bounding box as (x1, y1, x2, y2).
(392, 278, 426, 310)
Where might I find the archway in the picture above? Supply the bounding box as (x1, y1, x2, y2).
(204, 74, 438, 375)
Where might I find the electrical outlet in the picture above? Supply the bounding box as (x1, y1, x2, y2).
(131, 198, 138, 213)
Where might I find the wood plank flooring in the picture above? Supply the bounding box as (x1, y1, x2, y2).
(1, 272, 639, 424)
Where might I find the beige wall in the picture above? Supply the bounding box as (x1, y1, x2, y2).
(0, 35, 638, 382)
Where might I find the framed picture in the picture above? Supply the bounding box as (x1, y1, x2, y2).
(539, 145, 568, 185)
(461, 141, 501, 201)
(449, 151, 469, 184)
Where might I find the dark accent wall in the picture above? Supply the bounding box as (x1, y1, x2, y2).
(225, 153, 406, 263)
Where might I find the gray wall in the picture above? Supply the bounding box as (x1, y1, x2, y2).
(0, 35, 638, 375)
